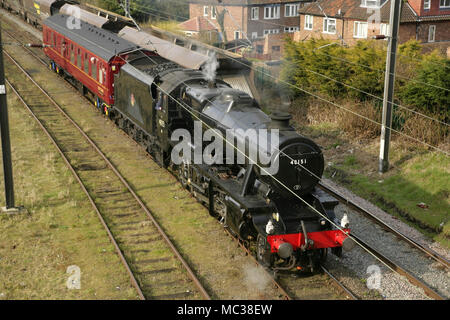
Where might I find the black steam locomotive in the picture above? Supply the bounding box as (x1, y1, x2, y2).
(112, 55, 354, 271)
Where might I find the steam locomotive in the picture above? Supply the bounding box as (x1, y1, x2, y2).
(4, 1, 355, 272)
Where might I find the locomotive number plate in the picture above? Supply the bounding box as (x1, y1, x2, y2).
(290, 159, 307, 165)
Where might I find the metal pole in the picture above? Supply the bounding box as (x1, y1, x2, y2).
(0, 21, 15, 208)
(379, 0, 402, 173)
(124, 0, 130, 18)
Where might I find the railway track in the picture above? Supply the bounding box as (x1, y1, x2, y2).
(1, 21, 359, 301)
(319, 182, 450, 269)
(2, 30, 210, 300)
(318, 182, 449, 300)
(223, 228, 358, 300)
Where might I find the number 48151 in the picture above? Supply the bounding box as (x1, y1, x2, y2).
(290, 159, 307, 165)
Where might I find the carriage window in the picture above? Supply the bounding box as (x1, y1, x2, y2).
(99, 65, 103, 84)
(52, 33, 56, 47)
(91, 58, 97, 80)
(70, 45, 75, 64)
(84, 53, 89, 74)
(58, 37, 64, 56)
(77, 49, 81, 68)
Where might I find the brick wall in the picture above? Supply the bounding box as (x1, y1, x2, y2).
(295, 15, 344, 42)
(245, 33, 294, 60)
(190, 2, 301, 41)
(408, 0, 450, 16)
(294, 15, 388, 45)
(190, 4, 245, 41)
(295, 14, 450, 45)
(414, 20, 450, 42)
(246, 4, 300, 39)
(399, 23, 417, 42)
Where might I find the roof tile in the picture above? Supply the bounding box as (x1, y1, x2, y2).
(179, 16, 218, 32)
(298, 0, 419, 23)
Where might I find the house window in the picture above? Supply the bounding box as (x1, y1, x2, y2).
(234, 31, 240, 39)
(323, 18, 336, 34)
(263, 29, 280, 35)
(203, 6, 208, 16)
(285, 3, 300, 17)
(428, 25, 436, 42)
(272, 46, 281, 52)
(305, 15, 313, 30)
(284, 26, 299, 33)
(264, 5, 280, 19)
(424, 0, 431, 9)
(256, 45, 263, 54)
(354, 21, 368, 38)
(440, 0, 450, 7)
(380, 23, 390, 37)
(251, 7, 259, 20)
(211, 6, 216, 19)
(251, 32, 258, 39)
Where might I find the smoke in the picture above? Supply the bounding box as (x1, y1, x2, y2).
(242, 263, 271, 292)
(279, 91, 292, 113)
(202, 53, 219, 82)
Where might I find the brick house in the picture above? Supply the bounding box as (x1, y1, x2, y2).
(295, 0, 450, 45)
(178, 15, 220, 43)
(188, 0, 303, 42)
(246, 32, 295, 59)
(407, 0, 450, 43)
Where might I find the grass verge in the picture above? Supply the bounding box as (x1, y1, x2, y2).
(0, 92, 137, 299)
(298, 121, 449, 249)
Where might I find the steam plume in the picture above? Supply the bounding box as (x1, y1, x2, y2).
(202, 53, 219, 82)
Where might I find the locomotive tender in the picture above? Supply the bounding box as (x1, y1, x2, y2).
(5, 1, 355, 271)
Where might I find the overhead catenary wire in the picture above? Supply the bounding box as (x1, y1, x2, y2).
(126, 53, 401, 275)
(283, 59, 450, 127)
(228, 55, 450, 155)
(107, 39, 415, 275)
(75, 3, 404, 270)
(127, 0, 450, 69)
(102, 0, 340, 36)
(311, 49, 450, 93)
(52, 1, 449, 156)
(132, 55, 449, 269)
(41, 2, 442, 281)
(106, 0, 444, 74)
(27, 0, 446, 287)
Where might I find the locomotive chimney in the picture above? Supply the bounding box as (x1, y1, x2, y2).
(268, 111, 293, 130)
(208, 80, 216, 89)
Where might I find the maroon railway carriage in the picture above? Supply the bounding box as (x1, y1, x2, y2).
(42, 13, 147, 113)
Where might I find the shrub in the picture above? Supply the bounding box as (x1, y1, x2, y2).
(282, 38, 449, 143)
(397, 52, 450, 124)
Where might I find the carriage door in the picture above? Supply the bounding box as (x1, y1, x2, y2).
(155, 90, 168, 151)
